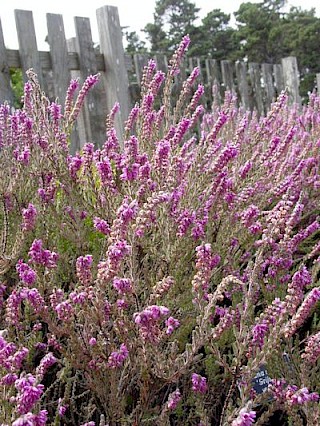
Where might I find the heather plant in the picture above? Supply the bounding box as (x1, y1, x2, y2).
(0, 36, 319, 425)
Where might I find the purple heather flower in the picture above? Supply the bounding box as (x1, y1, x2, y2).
(167, 389, 181, 410)
(16, 260, 37, 286)
(22, 203, 37, 231)
(15, 373, 44, 414)
(76, 255, 93, 286)
(93, 217, 111, 235)
(232, 408, 256, 426)
(36, 352, 57, 379)
(165, 316, 180, 335)
(28, 239, 59, 269)
(191, 373, 208, 394)
(113, 277, 132, 295)
(107, 343, 129, 368)
(89, 337, 97, 346)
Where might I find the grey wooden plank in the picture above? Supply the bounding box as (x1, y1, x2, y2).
(96, 5, 130, 140)
(221, 60, 235, 92)
(249, 63, 264, 116)
(261, 63, 275, 108)
(133, 53, 149, 86)
(0, 18, 14, 104)
(281, 56, 301, 105)
(66, 37, 81, 154)
(14, 10, 42, 84)
(124, 54, 133, 72)
(205, 58, 221, 85)
(317, 73, 320, 92)
(5, 49, 105, 71)
(273, 64, 284, 96)
(74, 16, 106, 147)
(235, 61, 250, 111)
(46, 13, 71, 103)
(154, 54, 168, 74)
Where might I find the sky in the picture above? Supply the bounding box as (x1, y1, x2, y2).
(0, 0, 319, 50)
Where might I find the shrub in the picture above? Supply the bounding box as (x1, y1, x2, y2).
(0, 37, 319, 425)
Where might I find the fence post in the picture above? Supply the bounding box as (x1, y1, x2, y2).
(96, 5, 130, 141)
(46, 14, 71, 104)
(317, 73, 320, 92)
(221, 60, 235, 92)
(74, 16, 107, 147)
(14, 10, 42, 85)
(0, 18, 14, 104)
(273, 64, 284, 97)
(261, 63, 275, 108)
(281, 57, 300, 105)
(235, 61, 250, 111)
(249, 63, 264, 116)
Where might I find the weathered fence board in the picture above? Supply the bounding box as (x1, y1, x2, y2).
(46, 13, 71, 103)
(221, 60, 235, 92)
(96, 5, 130, 140)
(281, 56, 300, 104)
(249, 63, 265, 116)
(74, 16, 106, 146)
(235, 61, 250, 111)
(15, 10, 42, 84)
(0, 19, 13, 105)
(262, 63, 275, 107)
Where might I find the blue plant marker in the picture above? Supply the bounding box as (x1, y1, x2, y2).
(252, 365, 271, 394)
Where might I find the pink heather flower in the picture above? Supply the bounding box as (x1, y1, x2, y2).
(11, 347, 29, 369)
(80, 423, 95, 426)
(55, 301, 74, 321)
(12, 410, 48, 426)
(288, 387, 319, 405)
(284, 288, 320, 337)
(36, 352, 57, 379)
(112, 277, 132, 295)
(70, 291, 87, 304)
(28, 239, 59, 269)
(68, 153, 83, 179)
(70, 74, 99, 123)
(165, 316, 180, 335)
(232, 408, 256, 426)
(1, 373, 18, 385)
(5, 290, 23, 326)
(97, 239, 131, 283)
(23, 288, 47, 315)
(22, 203, 37, 231)
(59, 405, 67, 417)
(171, 118, 191, 146)
(125, 103, 140, 133)
(76, 255, 93, 286)
(93, 217, 111, 235)
(96, 156, 118, 192)
(285, 266, 312, 315)
(134, 305, 170, 343)
(302, 332, 320, 364)
(251, 321, 269, 350)
(167, 389, 181, 410)
(16, 260, 37, 286)
(89, 337, 97, 346)
(191, 373, 208, 394)
(107, 343, 129, 368)
(50, 102, 62, 121)
(169, 35, 191, 77)
(15, 373, 44, 414)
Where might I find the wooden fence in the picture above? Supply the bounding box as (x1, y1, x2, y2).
(0, 5, 319, 151)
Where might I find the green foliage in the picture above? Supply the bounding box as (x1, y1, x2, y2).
(10, 68, 24, 108)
